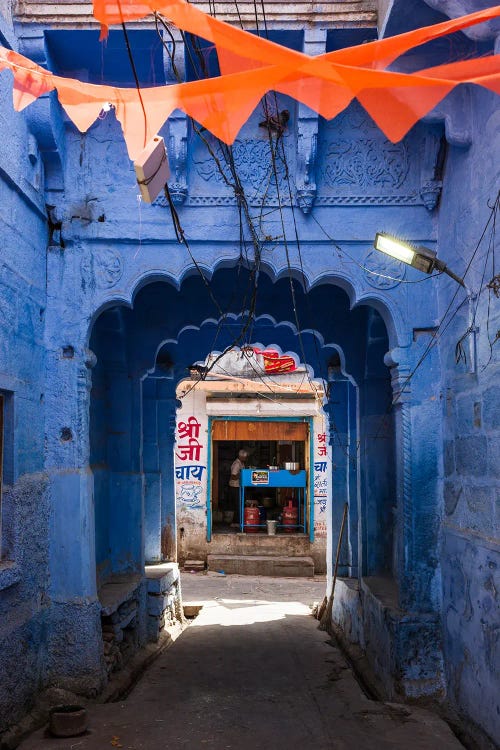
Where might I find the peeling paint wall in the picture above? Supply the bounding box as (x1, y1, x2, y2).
(0, 4, 50, 731)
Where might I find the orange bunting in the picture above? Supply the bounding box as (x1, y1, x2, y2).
(0, 3, 499, 160)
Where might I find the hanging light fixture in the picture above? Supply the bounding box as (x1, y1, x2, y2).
(374, 232, 465, 287)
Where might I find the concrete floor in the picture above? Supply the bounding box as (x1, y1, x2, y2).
(20, 574, 464, 750)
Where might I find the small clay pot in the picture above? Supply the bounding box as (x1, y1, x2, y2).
(49, 705, 88, 737)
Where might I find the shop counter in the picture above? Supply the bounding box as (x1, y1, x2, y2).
(239, 468, 307, 533)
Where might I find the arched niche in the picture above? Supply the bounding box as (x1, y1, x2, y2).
(88, 264, 397, 590)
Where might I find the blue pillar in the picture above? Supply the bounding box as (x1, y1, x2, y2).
(141, 367, 177, 563)
(387, 342, 442, 614)
(106, 367, 144, 575)
(143, 377, 162, 562)
(44, 342, 104, 691)
(157, 384, 178, 561)
(325, 375, 353, 577)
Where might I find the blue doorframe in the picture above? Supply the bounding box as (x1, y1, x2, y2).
(206, 416, 315, 542)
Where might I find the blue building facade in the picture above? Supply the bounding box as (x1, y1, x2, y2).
(0, 0, 498, 744)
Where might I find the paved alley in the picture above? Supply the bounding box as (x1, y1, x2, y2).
(20, 575, 463, 750)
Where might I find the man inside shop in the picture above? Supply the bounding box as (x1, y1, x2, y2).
(228, 449, 249, 523)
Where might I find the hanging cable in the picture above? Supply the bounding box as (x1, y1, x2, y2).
(117, 0, 148, 150)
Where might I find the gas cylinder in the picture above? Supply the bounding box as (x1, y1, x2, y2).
(244, 506, 260, 533)
(282, 501, 298, 532)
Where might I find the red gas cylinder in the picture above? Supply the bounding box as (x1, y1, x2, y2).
(282, 501, 298, 533)
(244, 506, 260, 533)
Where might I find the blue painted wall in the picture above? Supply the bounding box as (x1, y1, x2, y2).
(0, 7, 50, 732)
(0, 2, 498, 742)
(436, 84, 499, 744)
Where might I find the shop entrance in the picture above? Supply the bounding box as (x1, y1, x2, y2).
(210, 418, 309, 534)
(212, 440, 305, 534)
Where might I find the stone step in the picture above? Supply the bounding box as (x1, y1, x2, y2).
(207, 554, 314, 577)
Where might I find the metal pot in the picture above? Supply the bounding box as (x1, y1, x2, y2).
(283, 462, 300, 471)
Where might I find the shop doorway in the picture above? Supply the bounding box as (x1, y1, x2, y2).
(211, 436, 307, 532)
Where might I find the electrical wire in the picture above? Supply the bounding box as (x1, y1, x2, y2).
(393, 191, 498, 403)
(154, 8, 312, 399)
(155, 14, 266, 375)
(365, 192, 500, 453)
(155, 4, 496, 469)
(252, 0, 332, 407)
(480, 190, 499, 371)
(117, 2, 148, 150)
(310, 212, 445, 285)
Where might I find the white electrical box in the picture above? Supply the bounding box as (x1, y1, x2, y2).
(134, 135, 170, 204)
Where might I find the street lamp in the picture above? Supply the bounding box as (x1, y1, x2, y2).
(373, 232, 477, 373)
(373, 232, 465, 287)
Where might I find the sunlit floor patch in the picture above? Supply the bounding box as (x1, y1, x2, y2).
(190, 597, 308, 626)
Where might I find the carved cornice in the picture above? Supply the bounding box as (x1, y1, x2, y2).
(419, 125, 443, 212)
(15, 0, 377, 29)
(158, 193, 424, 208)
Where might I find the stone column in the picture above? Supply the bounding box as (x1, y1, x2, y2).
(44, 337, 105, 693)
(324, 378, 352, 578)
(386, 342, 443, 614)
(143, 377, 162, 563)
(383, 342, 445, 698)
(106, 365, 144, 575)
(142, 378, 178, 563)
(157, 390, 178, 562)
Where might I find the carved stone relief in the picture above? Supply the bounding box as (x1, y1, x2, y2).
(363, 250, 407, 290)
(317, 104, 419, 205)
(193, 137, 289, 200)
(186, 101, 429, 208)
(323, 139, 409, 190)
(81, 248, 123, 290)
(422, 1, 500, 40)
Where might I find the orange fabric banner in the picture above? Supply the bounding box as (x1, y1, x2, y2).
(0, 4, 499, 159)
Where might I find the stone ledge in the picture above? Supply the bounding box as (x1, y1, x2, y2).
(332, 576, 445, 702)
(207, 553, 314, 577)
(98, 574, 142, 616)
(147, 592, 176, 617)
(145, 562, 179, 594)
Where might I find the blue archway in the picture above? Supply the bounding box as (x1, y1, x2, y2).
(89, 266, 395, 587)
